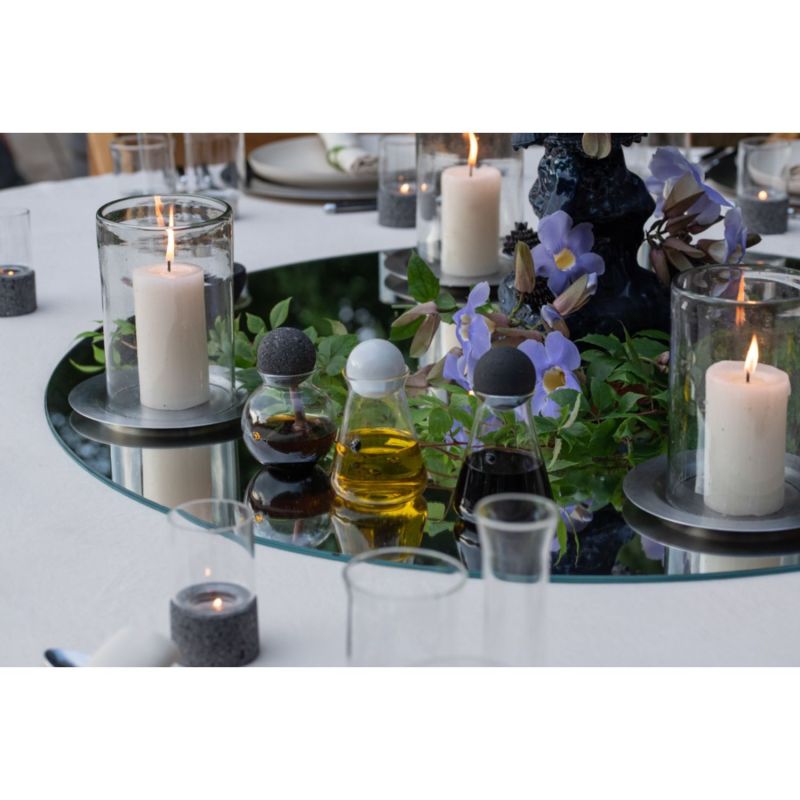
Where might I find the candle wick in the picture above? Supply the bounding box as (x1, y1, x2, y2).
(167, 259, 171, 273)
(746, 370, 751, 384)
(469, 164, 473, 178)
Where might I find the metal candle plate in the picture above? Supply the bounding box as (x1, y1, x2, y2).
(623, 454, 800, 533)
(68, 373, 246, 435)
(622, 501, 800, 555)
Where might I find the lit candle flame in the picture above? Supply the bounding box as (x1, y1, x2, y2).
(465, 132, 478, 175)
(154, 195, 165, 227)
(758, 190, 769, 201)
(399, 182, 411, 195)
(735, 274, 746, 327)
(212, 597, 223, 612)
(744, 334, 759, 383)
(166, 205, 175, 271)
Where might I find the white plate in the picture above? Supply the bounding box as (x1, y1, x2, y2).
(246, 174, 376, 203)
(248, 135, 379, 189)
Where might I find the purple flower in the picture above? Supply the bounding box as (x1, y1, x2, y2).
(443, 281, 492, 390)
(646, 147, 732, 224)
(533, 211, 605, 296)
(640, 536, 665, 562)
(518, 331, 581, 418)
(723, 207, 748, 263)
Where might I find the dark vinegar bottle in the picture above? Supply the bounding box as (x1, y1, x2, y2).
(452, 348, 554, 571)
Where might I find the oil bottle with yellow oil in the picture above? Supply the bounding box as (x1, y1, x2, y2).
(330, 339, 428, 554)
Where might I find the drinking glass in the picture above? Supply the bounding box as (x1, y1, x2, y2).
(0, 207, 32, 267)
(736, 137, 791, 234)
(378, 134, 416, 228)
(475, 493, 559, 666)
(343, 547, 467, 666)
(168, 499, 259, 666)
(109, 133, 177, 196)
(181, 133, 245, 213)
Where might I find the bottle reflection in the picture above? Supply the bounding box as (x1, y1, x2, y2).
(245, 465, 333, 548)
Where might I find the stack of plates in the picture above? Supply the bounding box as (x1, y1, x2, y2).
(246, 135, 379, 202)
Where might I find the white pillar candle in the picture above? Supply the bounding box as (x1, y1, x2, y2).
(440, 133, 501, 278)
(141, 445, 213, 508)
(703, 338, 790, 516)
(132, 261, 209, 410)
(441, 165, 501, 278)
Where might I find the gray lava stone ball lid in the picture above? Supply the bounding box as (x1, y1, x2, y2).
(257, 327, 317, 378)
(473, 347, 536, 397)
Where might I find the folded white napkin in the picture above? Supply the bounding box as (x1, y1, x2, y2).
(319, 133, 378, 176)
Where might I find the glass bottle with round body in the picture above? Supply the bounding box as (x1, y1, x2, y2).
(241, 328, 336, 476)
(330, 339, 428, 552)
(452, 347, 554, 571)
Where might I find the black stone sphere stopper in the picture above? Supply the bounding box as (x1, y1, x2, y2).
(257, 327, 316, 379)
(473, 347, 536, 397)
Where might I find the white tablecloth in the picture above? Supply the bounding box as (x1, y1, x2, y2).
(2, 159, 800, 666)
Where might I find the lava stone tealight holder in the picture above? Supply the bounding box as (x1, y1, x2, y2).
(168, 499, 260, 667)
(0, 265, 36, 317)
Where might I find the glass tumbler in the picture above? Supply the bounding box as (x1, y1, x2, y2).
(736, 136, 791, 234)
(109, 133, 177, 196)
(0, 207, 32, 267)
(378, 134, 416, 228)
(475, 493, 559, 666)
(168, 499, 259, 666)
(343, 547, 467, 666)
(0, 207, 36, 316)
(181, 133, 245, 213)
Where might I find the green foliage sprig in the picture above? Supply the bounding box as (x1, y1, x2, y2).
(72, 278, 670, 518)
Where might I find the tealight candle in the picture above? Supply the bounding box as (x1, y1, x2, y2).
(440, 132, 501, 278)
(703, 335, 791, 516)
(0, 265, 36, 317)
(170, 581, 259, 667)
(168, 499, 259, 667)
(132, 206, 209, 410)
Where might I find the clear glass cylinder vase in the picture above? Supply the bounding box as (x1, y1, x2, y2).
(475, 493, 558, 666)
(96, 194, 235, 420)
(416, 133, 522, 278)
(669, 265, 800, 518)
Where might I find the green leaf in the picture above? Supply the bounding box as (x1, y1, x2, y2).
(589, 419, 619, 456)
(427, 501, 446, 521)
(269, 297, 292, 329)
(428, 407, 451, 441)
(590, 378, 616, 413)
(586, 355, 619, 383)
(579, 333, 624, 356)
(245, 313, 267, 335)
(113, 319, 136, 336)
(407, 251, 440, 303)
(325, 318, 348, 336)
(69, 359, 104, 374)
(303, 326, 319, 344)
(389, 316, 423, 342)
(436, 291, 458, 311)
(74, 330, 103, 341)
(91, 344, 106, 366)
